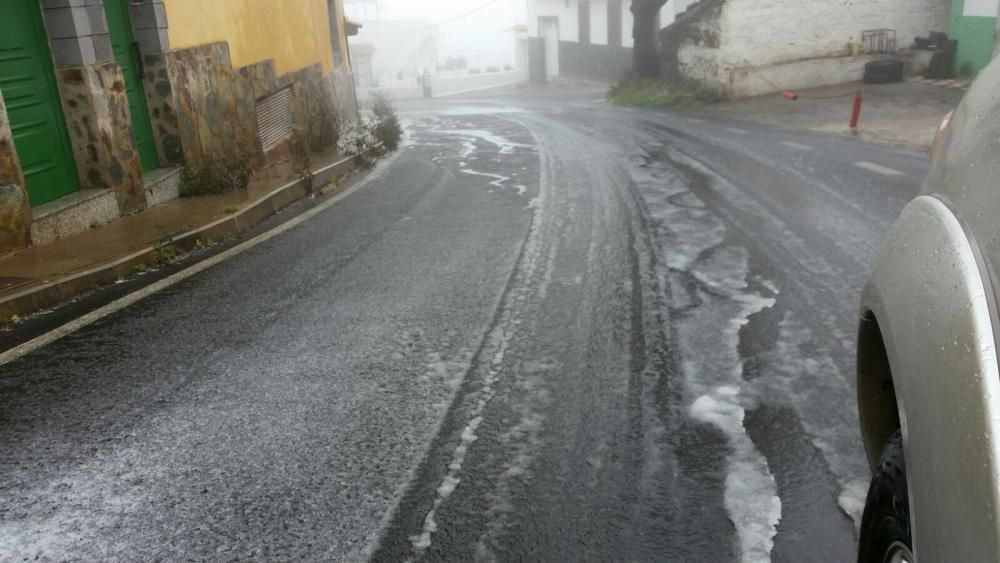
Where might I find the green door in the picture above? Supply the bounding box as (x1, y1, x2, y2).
(104, 0, 159, 172)
(0, 0, 80, 206)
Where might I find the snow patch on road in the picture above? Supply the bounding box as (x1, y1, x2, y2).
(409, 119, 551, 557)
(631, 146, 783, 561)
(460, 168, 527, 195)
(438, 129, 532, 155)
(756, 312, 871, 528)
(688, 291, 781, 563)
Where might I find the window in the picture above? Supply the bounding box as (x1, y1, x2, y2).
(608, 0, 623, 47)
(578, 0, 591, 45)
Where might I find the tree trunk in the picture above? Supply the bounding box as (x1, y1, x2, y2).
(632, 0, 667, 78)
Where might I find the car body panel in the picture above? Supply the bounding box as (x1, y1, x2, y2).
(924, 55, 1000, 333)
(860, 195, 1000, 561)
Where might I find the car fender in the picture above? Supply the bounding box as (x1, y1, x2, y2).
(860, 195, 1000, 561)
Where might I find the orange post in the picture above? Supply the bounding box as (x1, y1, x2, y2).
(850, 92, 863, 130)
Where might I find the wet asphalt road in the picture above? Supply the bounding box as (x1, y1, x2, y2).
(0, 85, 926, 561)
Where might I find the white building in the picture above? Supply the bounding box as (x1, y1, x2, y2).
(526, 0, 674, 81)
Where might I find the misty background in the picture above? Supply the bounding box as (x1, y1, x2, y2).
(345, 0, 527, 71)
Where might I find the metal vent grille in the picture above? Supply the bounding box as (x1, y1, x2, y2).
(256, 87, 295, 152)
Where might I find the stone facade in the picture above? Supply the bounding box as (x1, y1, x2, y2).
(659, 0, 725, 88)
(56, 63, 147, 213)
(141, 41, 343, 170)
(140, 52, 184, 166)
(660, 0, 951, 96)
(0, 0, 358, 253)
(0, 94, 32, 255)
(163, 43, 261, 164)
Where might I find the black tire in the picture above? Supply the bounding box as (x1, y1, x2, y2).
(864, 71, 903, 84)
(864, 59, 905, 84)
(858, 431, 912, 563)
(865, 59, 904, 74)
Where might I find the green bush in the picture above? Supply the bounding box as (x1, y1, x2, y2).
(150, 244, 180, 265)
(608, 79, 721, 108)
(180, 151, 255, 197)
(370, 91, 403, 152)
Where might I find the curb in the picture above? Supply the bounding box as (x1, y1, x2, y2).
(0, 154, 362, 321)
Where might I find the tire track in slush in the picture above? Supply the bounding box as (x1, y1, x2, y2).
(625, 145, 783, 562)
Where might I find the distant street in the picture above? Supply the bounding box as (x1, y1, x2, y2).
(0, 84, 926, 561)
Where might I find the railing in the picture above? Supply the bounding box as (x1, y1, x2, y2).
(862, 29, 897, 54)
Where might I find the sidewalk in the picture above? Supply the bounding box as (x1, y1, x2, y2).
(698, 80, 967, 151)
(0, 149, 359, 322)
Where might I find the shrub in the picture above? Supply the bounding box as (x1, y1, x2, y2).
(180, 151, 255, 197)
(340, 121, 380, 168)
(370, 91, 403, 152)
(150, 244, 180, 265)
(608, 79, 721, 108)
(301, 89, 341, 154)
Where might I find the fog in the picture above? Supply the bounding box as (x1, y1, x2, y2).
(348, 0, 526, 69)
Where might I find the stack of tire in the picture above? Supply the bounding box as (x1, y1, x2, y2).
(863, 58, 905, 84)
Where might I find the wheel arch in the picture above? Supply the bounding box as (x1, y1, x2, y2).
(856, 195, 1000, 560)
(856, 309, 900, 472)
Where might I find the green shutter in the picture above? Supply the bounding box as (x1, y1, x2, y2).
(104, 0, 159, 173)
(0, 0, 80, 206)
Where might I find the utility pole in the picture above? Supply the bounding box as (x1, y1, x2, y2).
(631, 0, 668, 78)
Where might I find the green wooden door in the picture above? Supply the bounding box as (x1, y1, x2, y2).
(104, 0, 158, 172)
(0, 0, 80, 206)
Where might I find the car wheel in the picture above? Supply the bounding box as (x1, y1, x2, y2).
(858, 431, 913, 563)
(863, 71, 904, 84)
(863, 59, 905, 84)
(864, 59, 905, 74)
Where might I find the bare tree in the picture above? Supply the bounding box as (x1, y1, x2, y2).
(631, 0, 668, 78)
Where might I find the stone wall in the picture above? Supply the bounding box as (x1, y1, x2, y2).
(660, 0, 951, 95)
(659, 0, 726, 88)
(0, 94, 31, 255)
(56, 63, 147, 213)
(143, 41, 347, 172)
(163, 42, 261, 165)
(141, 52, 184, 166)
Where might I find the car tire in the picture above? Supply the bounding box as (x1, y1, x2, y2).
(864, 71, 904, 84)
(857, 431, 913, 563)
(864, 59, 905, 84)
(865, 59, 904, 74)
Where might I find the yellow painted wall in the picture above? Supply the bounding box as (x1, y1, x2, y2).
(163, 0, 338, 76)
(332, 0, 350, 69)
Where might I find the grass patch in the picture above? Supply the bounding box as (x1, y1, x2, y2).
(150, 244, 180, 265)
(608, 79, 721, 108)
(224, 205, 240, 215)
(195, 237, 218, 250)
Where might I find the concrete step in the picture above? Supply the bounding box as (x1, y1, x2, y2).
(144, 167, 182, 208)
(30, 189, 118, 246)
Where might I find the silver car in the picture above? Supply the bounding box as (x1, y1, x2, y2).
(856, 58, 1000, 562)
